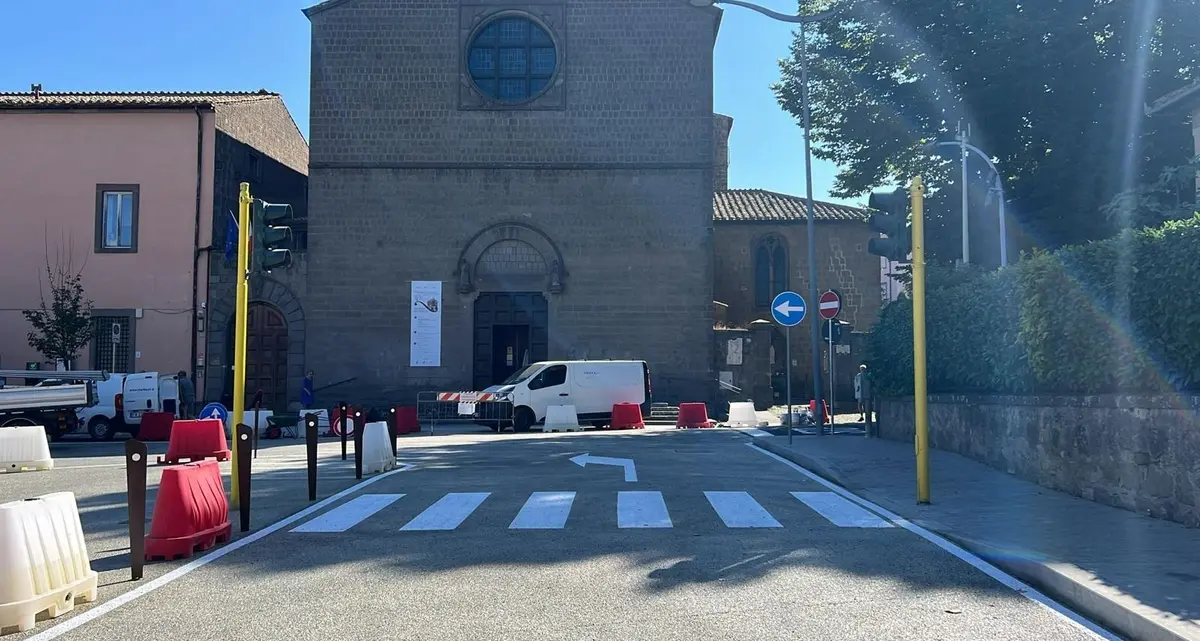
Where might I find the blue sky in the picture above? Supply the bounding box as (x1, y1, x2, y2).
(2, 0, 847, 204)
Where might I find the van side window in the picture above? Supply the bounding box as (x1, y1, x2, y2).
(529, 365, 567, 390)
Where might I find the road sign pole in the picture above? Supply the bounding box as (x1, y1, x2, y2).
(786, 326, 792, 445)
(828, 334, 834, 430)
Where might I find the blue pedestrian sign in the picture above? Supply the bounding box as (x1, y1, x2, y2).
(771, 291, 807, 327)
(199, 402, 228, 424)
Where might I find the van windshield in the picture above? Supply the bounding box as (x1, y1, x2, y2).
(501, 364, 543, 386)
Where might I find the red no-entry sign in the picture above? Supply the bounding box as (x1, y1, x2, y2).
(819, 290, 841, 320)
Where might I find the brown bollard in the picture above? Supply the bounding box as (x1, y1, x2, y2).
(339, 402, 348, 461)
(353, 410, 364, 480)
(125, 439, 148, 580)
(304, 412, 318, 501)
(235, 423, 253, 532)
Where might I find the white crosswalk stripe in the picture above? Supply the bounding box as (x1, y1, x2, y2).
(510, 492, 576, 530)
(704, 491, 782, 528)
(287, 490, 895, 533)
(291, 494, 404, 533)
(617, 491, 673, 528)
(400, 492, 491, 531)
(791, 491, 894, 528)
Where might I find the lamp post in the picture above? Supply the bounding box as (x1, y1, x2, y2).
(923, 140, 1010, 267)
(689, 0, 841, 434)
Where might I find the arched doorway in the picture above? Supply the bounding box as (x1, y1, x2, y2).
(472, 240, 549, 389)
(234, 302, 289, 411)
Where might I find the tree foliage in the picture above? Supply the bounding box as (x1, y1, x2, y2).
(775, 0, 1200, 250)
(868, 214, 1200, 396)
(23, 247, 94, 369)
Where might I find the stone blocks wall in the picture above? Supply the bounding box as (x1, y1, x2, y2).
(878, 394, 1200, 527)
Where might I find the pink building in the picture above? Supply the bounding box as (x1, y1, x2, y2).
(0, 89, 307, 405)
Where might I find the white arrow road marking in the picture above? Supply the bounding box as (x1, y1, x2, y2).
(774, 301, 806, 316)
(569, 453, 637, 482)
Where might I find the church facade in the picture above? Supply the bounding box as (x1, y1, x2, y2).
(302, 0, 723, 404)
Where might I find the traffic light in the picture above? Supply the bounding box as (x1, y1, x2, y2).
(252, 199, 294, 273)
(867, 187, 911, 262)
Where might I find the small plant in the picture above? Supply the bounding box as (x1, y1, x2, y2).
(23, 244, 94, 369)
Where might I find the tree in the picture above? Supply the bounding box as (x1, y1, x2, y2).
(1102, 156, 1200, 230)
(23, 247, 95, 369)
(775, 0, 1200, 250)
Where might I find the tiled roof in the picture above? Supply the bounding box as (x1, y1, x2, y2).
(714, 189, 867, 223)
(0, 90, 280, 109)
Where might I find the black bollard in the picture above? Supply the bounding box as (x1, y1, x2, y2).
(304, 412, 318, 501)
(353, 410, 364, 480)
(125, 439, 148, 581)
(339, 402, 348, 461)
(235, 423, 253, 532)
(387, 407, 398, 458)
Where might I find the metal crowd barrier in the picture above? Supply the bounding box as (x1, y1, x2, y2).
(416, 391, 514, 434)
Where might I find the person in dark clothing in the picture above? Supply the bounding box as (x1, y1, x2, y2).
(301, 371, 315, 409)
(177, 371, 196, 419)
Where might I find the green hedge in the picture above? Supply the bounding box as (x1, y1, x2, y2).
(868, 214, 1200, 396)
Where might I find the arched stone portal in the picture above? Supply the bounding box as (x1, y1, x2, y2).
(456, 223, 563, 389)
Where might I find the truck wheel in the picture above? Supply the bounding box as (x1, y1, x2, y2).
(513, 408, 535, 433)
(0, 415, 38, 428)
(89, 417, 116, 441)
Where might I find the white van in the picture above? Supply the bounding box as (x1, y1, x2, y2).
(77, 372, 180, 440)
(484, 360, 651, 432)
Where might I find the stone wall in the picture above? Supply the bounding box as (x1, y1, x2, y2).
(713, 114, 733, 191)
(713, 323, 773, 412)
(877, 394, 1200, 527)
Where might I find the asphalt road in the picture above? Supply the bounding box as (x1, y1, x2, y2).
(5, 427, 1111, 640)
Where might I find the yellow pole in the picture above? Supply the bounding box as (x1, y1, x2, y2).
(911, 175, 930, 504)
(231, 182, 252, 503)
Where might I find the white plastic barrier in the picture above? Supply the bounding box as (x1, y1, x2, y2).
(362, 421, 395, 474)
(726, 402, 762, 428)
(0, 492, 98, 632)
(542, 405, 582, 433)
(0, 425, 53, 473)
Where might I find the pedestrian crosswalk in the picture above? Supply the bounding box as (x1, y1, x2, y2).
(289, 489, 894, 534)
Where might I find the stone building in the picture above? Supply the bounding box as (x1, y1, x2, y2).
(300, 0, 722, 405)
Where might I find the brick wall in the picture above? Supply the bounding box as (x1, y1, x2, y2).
(204, 131, 309, 407)
(713, 220, 882, 403)
(713, 114, 733, 191)
(305, 0, 720, 406)
(214, 97, 309, 176)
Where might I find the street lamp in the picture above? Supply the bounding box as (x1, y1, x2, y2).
(691, 0, 841, 435)
(923, 140, 1010, 267)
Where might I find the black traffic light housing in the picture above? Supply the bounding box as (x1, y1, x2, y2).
(252, 199, 294, 273)
(867, 188, 911, 262)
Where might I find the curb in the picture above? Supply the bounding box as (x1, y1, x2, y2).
(756, 439, 1198, 641)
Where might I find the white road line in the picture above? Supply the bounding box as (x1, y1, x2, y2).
(400, 492, 490, 531)
(509, 492, 576, 530)
(25, 462, 415, 641)
(291, 494, 404, 533)
(749, 444, 1119, 641)
(617, 491, 672, 528)
(704, 491, 782, 528)
(791, 491, 894, 528)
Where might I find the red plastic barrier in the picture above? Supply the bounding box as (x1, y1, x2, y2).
(676, 403, 713, 429)
(809, 400, 831, 424)
(145, 460, 231, 561)
(157, 418, 230, 465)
(137, 411, 174, 441)
(609, 403, 645, 430)
(394, 406, 420, 434)
(330, 406, 362, 437)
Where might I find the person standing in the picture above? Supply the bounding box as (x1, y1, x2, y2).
(301, 370, 315, 410)
(176, 371, 196, 419)
(854, 364, 869, 422)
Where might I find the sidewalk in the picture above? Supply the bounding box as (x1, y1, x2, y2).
(755, 434, 1200, 641)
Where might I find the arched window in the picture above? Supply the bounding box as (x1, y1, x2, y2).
(754, 235, 788, 307)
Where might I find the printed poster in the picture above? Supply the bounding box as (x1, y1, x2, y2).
(410, 281, 442, 367)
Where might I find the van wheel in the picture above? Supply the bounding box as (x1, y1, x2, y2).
(89, 417, 116, 441)
(513, 408, 535, 433)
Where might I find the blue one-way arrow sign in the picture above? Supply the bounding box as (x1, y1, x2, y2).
(771, 291, 807, 327)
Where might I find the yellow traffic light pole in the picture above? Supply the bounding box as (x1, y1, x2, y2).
(231, 182, 252, 503)
(910, 176, 930, 504)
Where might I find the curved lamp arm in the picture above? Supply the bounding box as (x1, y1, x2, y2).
(691, 0, 842, 23)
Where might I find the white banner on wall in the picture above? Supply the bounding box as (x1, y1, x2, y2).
(410, 281, 442, 367)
